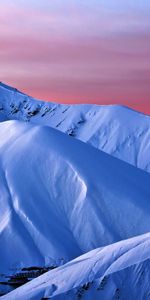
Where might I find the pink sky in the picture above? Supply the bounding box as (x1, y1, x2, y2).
(1, 1, 150, 114)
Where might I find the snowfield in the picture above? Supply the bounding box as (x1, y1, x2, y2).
(0, 82, 150, 299)
(0, 82, 150, 172)
(0, 120, 150, 274)
(2, 232, 150, 300)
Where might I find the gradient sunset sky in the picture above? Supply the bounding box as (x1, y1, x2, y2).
(1, 0, 150, 114)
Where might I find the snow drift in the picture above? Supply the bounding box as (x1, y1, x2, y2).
(0, 120, 150, 273)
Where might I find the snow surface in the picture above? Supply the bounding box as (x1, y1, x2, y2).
(0, 82, 150, 299)
(0, 120, 150, 274)
(2, 232, 150, 300)
(0, 82, 150, 172)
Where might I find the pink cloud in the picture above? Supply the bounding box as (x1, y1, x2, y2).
(0, 2, 150, 114)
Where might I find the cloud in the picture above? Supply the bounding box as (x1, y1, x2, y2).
(0, 1, 150, 113)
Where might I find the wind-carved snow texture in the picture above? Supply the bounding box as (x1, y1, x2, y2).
(0, 82, 150, 172)
(0, 120, 150, 275)
(0, 83, 150, 299)
(2, 233, 150, 300)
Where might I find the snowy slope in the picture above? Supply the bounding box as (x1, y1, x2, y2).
(2, 232, 150, 300)
(0, 82, 150, 171)
(0, 120, 150, 273)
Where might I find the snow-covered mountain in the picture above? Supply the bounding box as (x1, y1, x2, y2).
(0, 82, 150, 172)
(2, 232, 150, 300)
(0, 82, 150, 299)
(0, 120, 150, 275)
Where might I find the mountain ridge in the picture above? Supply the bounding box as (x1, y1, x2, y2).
(0, 82, 150, 172)
(2, 232, 150, 300)
(0, 81, 148, 116)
